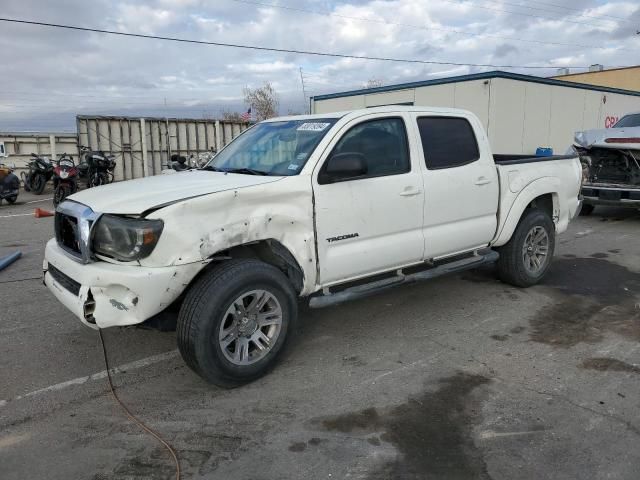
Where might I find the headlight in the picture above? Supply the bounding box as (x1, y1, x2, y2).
(92, 215, 163, 261)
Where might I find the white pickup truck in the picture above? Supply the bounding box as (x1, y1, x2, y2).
(44, 106, 582, 386)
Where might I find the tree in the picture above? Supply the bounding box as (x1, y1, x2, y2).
(243, 82, 279, 121)
(364, 78, 384, 89)
(220, 110, 244, 122)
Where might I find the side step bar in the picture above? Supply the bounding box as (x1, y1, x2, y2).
(309, 249, 499, 309)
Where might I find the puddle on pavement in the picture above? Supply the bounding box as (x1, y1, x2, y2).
(530, 258, 640, 347)
(580, 357, 640, 374)
(312, 372, 491, 479)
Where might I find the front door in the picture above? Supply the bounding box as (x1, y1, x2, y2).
(313, 114, 425, 285)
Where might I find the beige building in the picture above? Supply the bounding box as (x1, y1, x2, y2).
(310, 71, 640, 155)
(552, 65, 640, 92)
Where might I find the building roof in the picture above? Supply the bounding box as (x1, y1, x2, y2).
(551, 64, 640, 78)
(311, 70, 640, 101)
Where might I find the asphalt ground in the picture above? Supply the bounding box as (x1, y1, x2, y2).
(1, 188, 639, 480)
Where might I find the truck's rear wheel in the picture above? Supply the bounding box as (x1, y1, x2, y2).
(579, 204, 594, 216)
(177, 259, 297, 387)
(497, 208, 555, 287)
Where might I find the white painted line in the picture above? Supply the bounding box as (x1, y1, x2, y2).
(26, 197, 53, 204)
(478, 429, 546, 440)
(0, 349, 179, 408)
(0, 432, 31, 449)
(0, 213, 33, 218)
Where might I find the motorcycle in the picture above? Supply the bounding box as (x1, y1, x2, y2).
(52, 154, 79, 207)
(21, 153, 54, 194)
(168, 154, 190, 171)
(0, 163, 20, 205)
(165, 151, 215, 172)
(78, 146, 116, 187)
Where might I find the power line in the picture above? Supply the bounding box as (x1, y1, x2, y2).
(226, 0, 626, 50)
(0, 17, 602, 70)
(507, 0, 632, 22)
(476, 0, 628, 24)
(440, 0, 617, 29)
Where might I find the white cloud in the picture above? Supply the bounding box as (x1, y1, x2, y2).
(0, 0, 638, 130)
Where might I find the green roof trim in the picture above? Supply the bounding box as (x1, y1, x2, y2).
(311, 70, 640, 101)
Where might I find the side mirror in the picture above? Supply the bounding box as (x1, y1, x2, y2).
(322, 152, 367, 183)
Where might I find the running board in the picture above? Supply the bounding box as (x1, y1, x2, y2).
(309, 250, 499, 309)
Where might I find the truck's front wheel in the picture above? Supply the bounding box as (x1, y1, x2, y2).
(177, 259, 297, 387)
(496, 208, 555, 287)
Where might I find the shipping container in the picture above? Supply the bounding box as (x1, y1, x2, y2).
(0, 117, 249, 181)
(76, 116, 249, 181)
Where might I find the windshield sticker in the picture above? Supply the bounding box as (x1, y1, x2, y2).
(297, 122, 330, 132)
(296, 153, 306, 160)
(288, 164, 299, 170)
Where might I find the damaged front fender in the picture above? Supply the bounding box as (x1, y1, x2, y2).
(141, 175, 318, 295)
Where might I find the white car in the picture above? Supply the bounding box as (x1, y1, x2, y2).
(44, 106, 582, 386)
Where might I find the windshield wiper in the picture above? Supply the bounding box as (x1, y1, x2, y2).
(223, 167, 269, 176)
(200, 165, 225, 172)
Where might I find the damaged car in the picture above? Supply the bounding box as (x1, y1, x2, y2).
(574, 112, 640, 215)
(44, 106, 582, 387)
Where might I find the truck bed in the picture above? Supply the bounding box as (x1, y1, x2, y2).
(493, 154, 577, 165)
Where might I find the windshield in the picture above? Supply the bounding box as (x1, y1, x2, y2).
(613, 114, 640, 128)
(207, 119, 338, 175)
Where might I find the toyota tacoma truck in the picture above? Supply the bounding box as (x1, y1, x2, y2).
(574, 112, 640, 215)
(44, 106, 582, 387)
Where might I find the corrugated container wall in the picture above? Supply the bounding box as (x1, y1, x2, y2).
(311, 74, 640, 155)
(77, 116, 249, 181)
(0, 117, 249, 181)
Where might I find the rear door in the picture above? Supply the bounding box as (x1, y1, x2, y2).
(312, 113, 425, 285)
(412, 114, 499, 258)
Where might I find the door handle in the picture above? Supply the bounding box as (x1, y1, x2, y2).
(399, 187, 422, 197)
(475, 177, 492, 186)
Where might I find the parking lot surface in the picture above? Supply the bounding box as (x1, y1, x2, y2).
(1, 190, 639, 480)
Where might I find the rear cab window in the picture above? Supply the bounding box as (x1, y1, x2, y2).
(417, 117, 480, 169)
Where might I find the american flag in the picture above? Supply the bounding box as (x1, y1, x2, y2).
(241, 107, 251, 122)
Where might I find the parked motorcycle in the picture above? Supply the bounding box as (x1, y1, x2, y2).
(0, 163, 20, 205)
(52, 154, 79, 206)
(168, 154, 190, 171)
(21, 153, 54, 194)
(78, 146, 116, 187)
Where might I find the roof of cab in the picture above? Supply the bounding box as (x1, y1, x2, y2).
(264, 105, 470, 123)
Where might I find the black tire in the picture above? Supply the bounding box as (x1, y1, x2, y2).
(6, 195, 18, 204)
(31, 173, 46, 195)
(496, 208, 555, 287)
(53, 185, 70, 207)
(21, 172, 31, 192)
(89, 173, 108, 188)
(579, 203, 595, 216)
(177, 259, 297, 387)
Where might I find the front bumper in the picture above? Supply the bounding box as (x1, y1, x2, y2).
(581, 185, 640, 208)
(43, 239, 205, 329)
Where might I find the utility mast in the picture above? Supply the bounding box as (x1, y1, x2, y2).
(299, 67, 308, 114)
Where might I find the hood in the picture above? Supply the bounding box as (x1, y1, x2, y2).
(574, 126, 640, 150)
(68, 170, 283, 215)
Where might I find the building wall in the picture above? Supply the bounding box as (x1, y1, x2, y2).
(0, 133, 77, 171)
(312, 78, 640, 155)
(552, 66, 640, 92)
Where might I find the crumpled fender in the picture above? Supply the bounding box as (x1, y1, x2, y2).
(492, 177, 561, 247)
(140, 175, 318, 295)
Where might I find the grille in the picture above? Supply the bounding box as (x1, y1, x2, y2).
(55, 212, 81, 257)
(48, 264, 81, 296)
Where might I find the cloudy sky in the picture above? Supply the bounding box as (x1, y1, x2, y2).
(1, 0, 638, 131)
